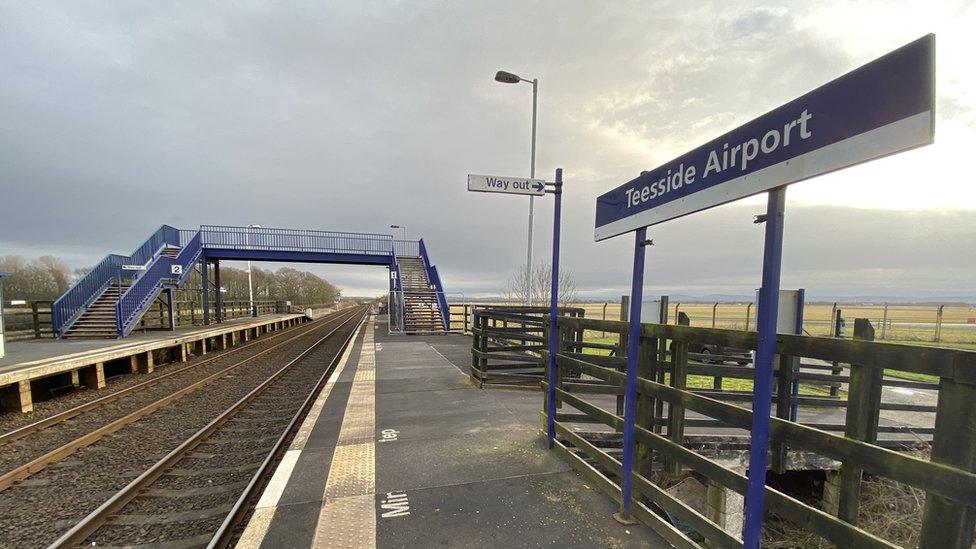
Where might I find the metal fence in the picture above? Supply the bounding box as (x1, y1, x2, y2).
(580, 301, 976, 345)
(198, 225, 397, 256)
(52, 225, 182, 336)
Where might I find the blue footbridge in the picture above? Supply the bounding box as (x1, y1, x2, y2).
(51, 225, 449, 339)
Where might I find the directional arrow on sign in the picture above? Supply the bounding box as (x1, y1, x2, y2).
(467, 174, 547, 197)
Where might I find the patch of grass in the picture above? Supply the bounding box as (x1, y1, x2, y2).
(580, 336, 618, 356)
(884, 369, 938, 383)
(682, 374, 838, 397)
(579, 336, 840, 397)
(573, 301, 976, 349)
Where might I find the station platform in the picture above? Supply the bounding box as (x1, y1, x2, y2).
(0, 313, 310, 413)
(238, 315, 666, 548)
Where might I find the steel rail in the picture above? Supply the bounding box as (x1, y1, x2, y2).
(208, 310, 366, 548)
(48, 306, 368, 548)
(0, 312, 341, 448)
(0, 308, 360, 492)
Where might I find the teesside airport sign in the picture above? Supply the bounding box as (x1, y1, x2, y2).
(594, 34, 935, 241)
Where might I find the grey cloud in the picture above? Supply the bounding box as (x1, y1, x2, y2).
(0, 2, 972, 303)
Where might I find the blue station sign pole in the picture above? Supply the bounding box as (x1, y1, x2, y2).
(743, 186, 786, 548)
(546, 168, 563, 448)
(615, 226, 648, 524)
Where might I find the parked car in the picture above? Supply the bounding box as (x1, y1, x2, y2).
(688, 343, 751, 365)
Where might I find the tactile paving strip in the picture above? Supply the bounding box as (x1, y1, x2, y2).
(313, 317, 377, 548)
(324, 442, 375, 498)
(312, 494, 376, 549)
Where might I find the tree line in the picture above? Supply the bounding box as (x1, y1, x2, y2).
(0, 256, 73, 302)
(184, 265, 341, 306)
(0, 255, 340, 306)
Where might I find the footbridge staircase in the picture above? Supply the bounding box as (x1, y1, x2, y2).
(53, 225, 449, 339)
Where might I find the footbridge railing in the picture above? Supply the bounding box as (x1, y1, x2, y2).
(198, 225, 396, 256)
(52, 225, 182, 336)
(419, 239, 449, 330)
(394, 239, 420, 257)
(116, 232, 202, 337)
(542, 315, 976, 548)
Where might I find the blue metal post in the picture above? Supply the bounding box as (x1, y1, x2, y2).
(743, 187, 787, 547)
(546, 168, 563, 448)
(617, 226, 647, 522)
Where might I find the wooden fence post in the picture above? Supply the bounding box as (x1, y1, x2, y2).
(470, 311, 484, 387)
(666, 312, 690, 476)
(602, 302, 608, 338)
(636, 331, 658, 482)
(31, 301, 41, 339)
(918, 375, 976, 548)
(880, 303, 888, 340)
(836, 318, 882, 525)
(617, 296, 629, 416)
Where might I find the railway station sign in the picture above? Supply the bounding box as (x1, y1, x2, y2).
(468, 173, 546, 196)
(122, 264, 147, 271)
(594, 34, 935, 241)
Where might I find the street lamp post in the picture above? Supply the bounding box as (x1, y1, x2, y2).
(495, 70, 538, 307)
(246, 224, 261, 317)
(390, 224, 407, 241)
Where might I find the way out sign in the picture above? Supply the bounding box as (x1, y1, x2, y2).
(594, 34, 935, 241)
(468, 174, 545, 196)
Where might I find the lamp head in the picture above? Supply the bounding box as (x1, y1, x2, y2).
(494, 70, 521, 84)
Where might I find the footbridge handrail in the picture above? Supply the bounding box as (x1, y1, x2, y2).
(52, 224, 182, 336)
(419, 239, 450, 330)
(116, 232, 202, 337)
(394, 239, 420, 257)
(198, 225, 396, 256)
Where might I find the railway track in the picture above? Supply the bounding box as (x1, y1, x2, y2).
(0, 307, 367, 548)
(50, 308, 367, 548)
(0, 308, 354, 492)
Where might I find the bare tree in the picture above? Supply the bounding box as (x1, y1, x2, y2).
(504, 263, 579, 306)
(37, 255, 71, 294)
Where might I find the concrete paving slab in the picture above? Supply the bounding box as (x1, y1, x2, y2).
(239, 316, 669, 548)
(374, 472, 663, 549)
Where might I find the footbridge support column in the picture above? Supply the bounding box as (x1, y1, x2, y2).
(214, 259, 223, 323)
(201, 258, 210, 326)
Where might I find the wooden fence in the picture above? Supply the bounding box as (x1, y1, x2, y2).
(2, 301, 54, 340)
(469, 306, 584, 387)
(542, 315, 975, 548)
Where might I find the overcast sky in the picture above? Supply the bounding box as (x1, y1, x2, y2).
(1, 1, 974, 301)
